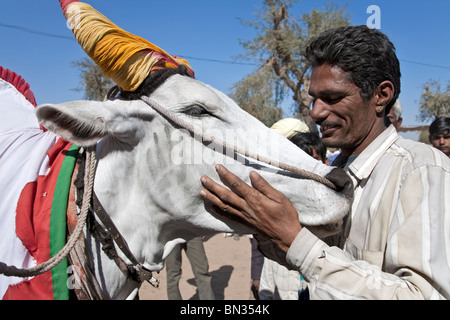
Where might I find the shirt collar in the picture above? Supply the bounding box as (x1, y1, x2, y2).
(348, 125, 399, 183)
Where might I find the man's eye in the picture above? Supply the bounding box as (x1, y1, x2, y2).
(310, 96, 343, 106)
(183, 105, 209, 117)
(324, 97, 343, 104)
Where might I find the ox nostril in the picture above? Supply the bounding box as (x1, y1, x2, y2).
(325, 168, 354, 201)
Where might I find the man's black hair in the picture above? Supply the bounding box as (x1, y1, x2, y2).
(429, 117, 450, 135)
(290, 132, 327, 161)
(305, 25, 401, 114)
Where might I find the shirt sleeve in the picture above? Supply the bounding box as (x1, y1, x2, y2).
(286, 162, 450, 300)
(286, 229, 419, 299)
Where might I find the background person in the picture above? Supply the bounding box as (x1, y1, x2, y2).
(258, 120, 313, 300)
(385, 99, 403, 130)
(428, 117, 450, 158)
(259, 131, 328, 300)
(165, 236, 215, 300)
(290, 132, 329, 165)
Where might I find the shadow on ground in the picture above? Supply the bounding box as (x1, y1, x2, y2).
(186, 265, 234, 300)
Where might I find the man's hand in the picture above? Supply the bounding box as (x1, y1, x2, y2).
(199, 164, 302, 252)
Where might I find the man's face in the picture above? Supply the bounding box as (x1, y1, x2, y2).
(429, 131, 450, 157)
(309, 64, 380, 156)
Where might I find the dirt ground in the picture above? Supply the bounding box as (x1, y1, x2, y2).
(139, 233, 255, 300)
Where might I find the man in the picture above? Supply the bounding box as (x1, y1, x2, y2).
(385, 99, 403, 130)
(199, 26, 450, 299)
(290, 132, 329, 165)
(165, 236, 215, 300)
(428, 117, 450, 158)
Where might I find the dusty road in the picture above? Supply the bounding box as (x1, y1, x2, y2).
(139, 234, 255, 300)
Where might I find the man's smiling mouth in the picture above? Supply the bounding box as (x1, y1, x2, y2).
(320, 123, 340, 135)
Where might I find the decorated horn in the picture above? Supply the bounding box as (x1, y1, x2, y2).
(59, 0, 195, 92)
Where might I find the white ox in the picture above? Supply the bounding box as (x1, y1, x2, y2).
(34, 70, 353, 299)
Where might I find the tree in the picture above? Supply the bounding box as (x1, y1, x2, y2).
(417, 79, 450, 123)
(230, 66, 283, 127)
(72, 57, 114, 101)
(230, 0, 350, 131)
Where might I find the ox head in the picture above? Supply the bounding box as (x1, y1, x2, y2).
(36, 1, 353, 271)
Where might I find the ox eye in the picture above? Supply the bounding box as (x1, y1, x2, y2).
(183, 105, 209, 117)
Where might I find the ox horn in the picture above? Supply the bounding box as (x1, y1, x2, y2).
(59, 0, 195, 92)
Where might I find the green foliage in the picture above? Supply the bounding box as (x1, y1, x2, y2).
(419, 130, 430, 144)
(231, 0, 350, 130)
(417, 80, 450, 123)
(72, 58, 114, 101)
(230, 67, 283, 127)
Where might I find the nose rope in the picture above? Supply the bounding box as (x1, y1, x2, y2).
(140, 96, 336, 190)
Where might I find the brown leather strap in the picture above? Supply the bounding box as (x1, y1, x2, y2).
(91, 192, 154, 284)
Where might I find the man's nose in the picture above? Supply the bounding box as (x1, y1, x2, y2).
(310, 99, 328, 122)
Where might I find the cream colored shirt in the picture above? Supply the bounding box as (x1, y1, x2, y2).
(259, 257, 306, 300)
(287, 125, 450, 299)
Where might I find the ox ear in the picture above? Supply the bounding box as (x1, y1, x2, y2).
(36, 100, 126, 147)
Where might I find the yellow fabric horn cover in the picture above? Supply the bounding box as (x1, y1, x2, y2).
(63, 1, 195, 91)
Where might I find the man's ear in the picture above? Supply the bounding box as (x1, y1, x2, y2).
(374, 81, 395, 114)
